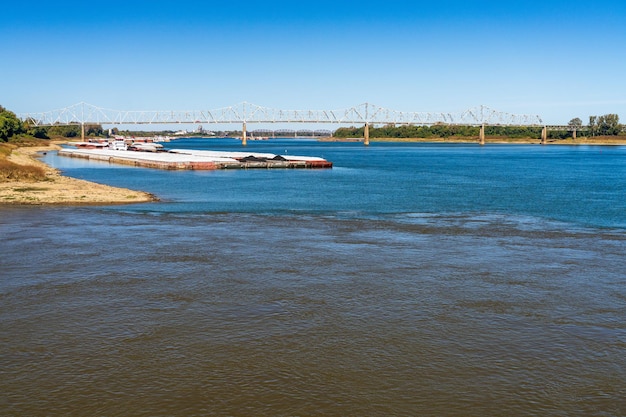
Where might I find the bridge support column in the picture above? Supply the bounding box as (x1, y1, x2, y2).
(242, 122, 247, 146)
(81, 123, 85, 141)
(541, 126, 547, 145)
(364, 123, 370, 146)
(479, 124, 485, 145)
(572, 129, 577, 140)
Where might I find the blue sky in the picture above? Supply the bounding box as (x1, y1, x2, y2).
(2, 0, 626, 125)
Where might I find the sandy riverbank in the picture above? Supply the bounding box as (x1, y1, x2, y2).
(0, 142, 157, 205)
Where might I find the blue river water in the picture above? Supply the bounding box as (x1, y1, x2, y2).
(41, 138, 626, 227)
(1, 138, 625, 416)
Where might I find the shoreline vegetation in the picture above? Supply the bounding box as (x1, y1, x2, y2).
(1, 135, 625, 206)
(320, 136, 626, 145)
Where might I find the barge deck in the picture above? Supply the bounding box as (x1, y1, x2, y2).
(58, 148, 332, 170)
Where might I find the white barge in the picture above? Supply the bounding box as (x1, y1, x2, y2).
(58, 147, 333, 170)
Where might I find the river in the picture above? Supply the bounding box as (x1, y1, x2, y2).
(1, 139, 625, 416)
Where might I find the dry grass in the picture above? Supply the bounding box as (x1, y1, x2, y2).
(0, 143, 12, 157)
(0, 143, 48, 182)
(0, 158, 48, 182)
(0, 141, 157, 205)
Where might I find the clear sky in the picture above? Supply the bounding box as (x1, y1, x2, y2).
(2, 0, 626, 125)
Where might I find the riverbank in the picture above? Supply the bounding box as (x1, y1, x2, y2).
(0, 142, 157, 205)
(321, 136, 626, 145)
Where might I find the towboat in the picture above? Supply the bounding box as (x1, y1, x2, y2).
(108, 140, 127, 151)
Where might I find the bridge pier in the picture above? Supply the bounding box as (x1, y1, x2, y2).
(364, 123, 370, 146)
(572, 129, 577, 140)
(541, 126, 547, 145)
(479, 124, 485, 145)
(81, 123, 85, 141)
(242, 122, 247, 146)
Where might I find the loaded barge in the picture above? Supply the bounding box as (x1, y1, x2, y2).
(58, 147, 332, 170)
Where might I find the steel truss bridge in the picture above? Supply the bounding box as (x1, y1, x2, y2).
(20, 102, 547, 126)
(19, 102, 552, 145)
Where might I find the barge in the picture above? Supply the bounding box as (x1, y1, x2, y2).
(58, 147, 332, 170)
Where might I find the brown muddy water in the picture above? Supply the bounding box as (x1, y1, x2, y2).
(1, 208, 625, 416)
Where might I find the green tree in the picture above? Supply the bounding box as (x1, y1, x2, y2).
(48, 124, 81, 138)
(85, 124, 104, 137)
(597, 114, 621, 135)
(589, 116, 598, 136)
(22, 117, 50, 139)
(29, 126, 50, 139)
(0, 105, 25, 142)
(568, 117, 583, 128)
(588, 114, 621, 136)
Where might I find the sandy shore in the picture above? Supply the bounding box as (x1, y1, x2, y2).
(0, 143, 157, 205)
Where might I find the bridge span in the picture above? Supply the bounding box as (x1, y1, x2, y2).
(19, 102, 559, 145)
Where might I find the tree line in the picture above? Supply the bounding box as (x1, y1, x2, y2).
(335, 114, 624, 140)
(0, 105, 108, 142)
(586, 115, 622, 136)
